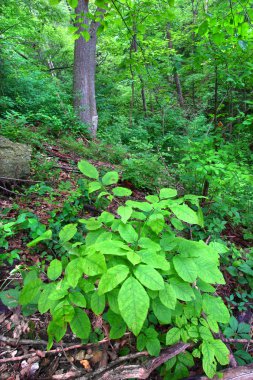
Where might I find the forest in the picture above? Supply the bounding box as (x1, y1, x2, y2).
(0, 0, 252, 379)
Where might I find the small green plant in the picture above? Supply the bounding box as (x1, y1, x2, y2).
(2, 160, 232, 379)
(223, 316, 251, 340)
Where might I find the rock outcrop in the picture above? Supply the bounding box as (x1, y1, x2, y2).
(0, 136, 32, 179)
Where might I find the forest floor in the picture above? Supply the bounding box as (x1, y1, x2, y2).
(0, 141, 252, 380)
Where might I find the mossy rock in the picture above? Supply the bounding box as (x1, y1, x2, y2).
(0, 136, 32, 179)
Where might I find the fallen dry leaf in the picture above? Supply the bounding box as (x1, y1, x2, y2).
(80, 359, 92, 372)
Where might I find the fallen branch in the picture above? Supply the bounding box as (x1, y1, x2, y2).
(223, 338, 253, 344)
(187, 363, 253, 380)
(0, 334, 131, 364)
(75, 343, 191, 380)
(0, 176, 42, 183)
(0, 335, 49, 347)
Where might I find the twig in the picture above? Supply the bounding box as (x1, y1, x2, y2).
(0, 185, 23, 195)
(0, 335, 49, 346)
(0, 334, 131, 364)
(223, 338, 253, 344)
(0, 176, 42, 183)
(77, 342, 191, 380)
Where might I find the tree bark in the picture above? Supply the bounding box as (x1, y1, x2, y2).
(167, 25, 184, 108)
(73, 0, 105, 137)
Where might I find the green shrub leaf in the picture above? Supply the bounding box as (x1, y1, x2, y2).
(98, 265, 129, 295)
(118, 276, 149, 335)
(112, 187, 132, 197)
(134, 264, 164, 290)
(27, 230, 52, 247)
(78, 160, 99, 179)
(47, 259, 62, 281)
(173, 256, 198, 283)
(102, 171, 119, 185)
(59, 224, 77, 244)
(159, 283, 177, 309)
(166, 327, 181, 345)
(70, 308, 91, 339)
(83, 252, 106, 276)
(91, 292, 105, 315)
(117, 206, 132, 224)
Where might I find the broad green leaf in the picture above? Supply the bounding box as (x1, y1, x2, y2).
(138, 237, 160, 252)
(98, 212, 114, 224)
(117, 206, 132, 224)
(69, 292, 86, 307)
(173, 256, 197, 283)
(198, 20, 209, 36)
(126, 250, 141, 265)
(68, 0, 78, 8)
(134, 264, 164, 291)
(79, 218, 102, 231)
(88, 181, 102, 194)
(138, 250, 170, 271)
(202, 341, 216, 378)
(170, 277, 195, 301)
(112, 187, 132, 197)
(147, 213, 165, 234)
(196, 279, 215, 293)
(194, 255, 225, 284)
(27, 230, 52, 247)
(49, 0, 61, 4)
(70, 308, 91, 339)
(19, 278, 42, 305)
(49, 280, 69, 300)
(38, 284, 57, 313)
(199, 326, 214, 341)
(52, 301, 74, 325)
(137, 333, 147, 351)
(59, 224, 77, 245)
(159, 283, 177, 309)
(98, 265, 129, 295)
(118, 276, 149, 335)
(102, 171, 119, 185)
(206, 316, 219, 333)
(47, 259, 62, 281)
(170, 204, 199, 225)
(152, 298, 172, 324)
(145, 195, 159, 203)
(47, 321, 67, 343)
(0, 288, 19, 308)
(106, 310, 126, 339)
(171, 218, 184, 231)
(126, 200, 153, 212)
(83, 252, 106, 276)
(81, 30, 90, 42)
(146, 338, 161, 356)
(178, 352, 194, 368)
(65, 258, 84, 288)
(95, 240, 130, 256)
(78, 160, 99, 179)
(212, 339, 230, 365)
(107, 288, 120, 314)
(202, 294, 230, 323)
(91, 292, 105, 315)
(118, 223, 138, 244)
(160, 188, 177, 199)
(166, 327, 181, 345)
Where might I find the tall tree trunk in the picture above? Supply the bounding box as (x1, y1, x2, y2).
(73, 0, 105, 137)
(167, 25, 184, 108)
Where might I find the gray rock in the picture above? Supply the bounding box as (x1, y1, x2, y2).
(0, 136, 32, 179)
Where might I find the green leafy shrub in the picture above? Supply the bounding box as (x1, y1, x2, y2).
(2, 160, 231, 379)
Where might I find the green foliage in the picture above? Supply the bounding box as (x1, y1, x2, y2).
(3, 160, 231, 378)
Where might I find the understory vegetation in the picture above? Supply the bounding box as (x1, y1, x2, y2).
(0, 0, 252, 379)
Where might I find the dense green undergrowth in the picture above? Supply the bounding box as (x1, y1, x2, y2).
(1, 160, 252, 378)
